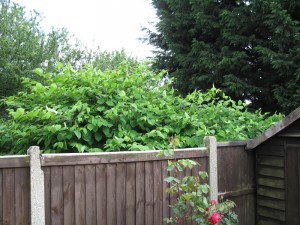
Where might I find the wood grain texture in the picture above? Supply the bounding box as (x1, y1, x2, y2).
(51, 166, 63, 225)
(153, 161, 162, 225)
(3, 169, 15, 225)
(75, 166, 86, 225)
(41, 148, 208, 166)
(96, 164, 107, 225)
(63, 166, 75, 225)
(126, 163, 136, 225)
(44, 167, 51, 225)
(145, 162, 154, 225)
(286, 145, 299, 224)
(107, 164, 116, 225)
(15, 168, 30, 225)
(135, 162, 145, 225)
(0, 156, 29, 168)
(161, 160, 170, 225)
(0, 170, 2, 224)
(85, 165, 96, 225)
(116, 163, 126, 225)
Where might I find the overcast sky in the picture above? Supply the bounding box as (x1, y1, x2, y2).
(13, 0, 158, 59)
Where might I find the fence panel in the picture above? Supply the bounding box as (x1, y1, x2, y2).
(217, 141, 256, 225)
(41, 148, 208, 225)
(0, 156, 30, 225)
(0, 141, 257, 225)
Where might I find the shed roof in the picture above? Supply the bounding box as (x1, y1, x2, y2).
(246, 106, 300, 150)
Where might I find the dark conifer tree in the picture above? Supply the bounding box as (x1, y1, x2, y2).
(145, 0, 300, 113)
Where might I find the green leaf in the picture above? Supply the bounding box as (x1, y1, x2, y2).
(74, 130, 81, 139)
(95, 132, 102, 142)
(12, 108, 25, 119)
(33, 68, 43, 76)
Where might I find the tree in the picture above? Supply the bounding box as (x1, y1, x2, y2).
(91, 49, 139, 71)
(144, 0, 300, 114)
(0, 62, 281, 154)
(0, 0, 92, 98)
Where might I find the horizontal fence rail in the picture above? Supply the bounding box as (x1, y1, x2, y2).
(41, 147, 208, 166)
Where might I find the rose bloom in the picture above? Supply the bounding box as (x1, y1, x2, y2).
(210, 200, 216, 205)
(208, 212, 221, 224)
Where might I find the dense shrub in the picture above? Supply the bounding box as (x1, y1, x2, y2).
(0, 62, 282, 154)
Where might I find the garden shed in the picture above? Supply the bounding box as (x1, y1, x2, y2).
(246, 106, 300, 225)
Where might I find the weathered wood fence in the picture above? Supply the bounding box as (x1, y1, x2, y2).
(0, 137, 255, 225)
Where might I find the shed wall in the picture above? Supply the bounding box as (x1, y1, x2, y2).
(256, 137, 286, 225)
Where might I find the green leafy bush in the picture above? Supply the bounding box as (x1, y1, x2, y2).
(0, 62, 282, 154)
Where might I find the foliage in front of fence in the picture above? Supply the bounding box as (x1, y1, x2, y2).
(160, 140, 238, 225)
(0, 62, 282, 154)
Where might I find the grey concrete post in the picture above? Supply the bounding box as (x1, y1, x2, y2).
(27, 146, 45, 225)
(204, 136, 218, 203)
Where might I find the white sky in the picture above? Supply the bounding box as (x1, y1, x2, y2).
(13, 0, 158, 59)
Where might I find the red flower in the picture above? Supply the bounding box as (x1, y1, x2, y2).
(206, 207, 210, 212)
(176, 217, 181, 222)
(208, 212, 221, 225)
(210, 200, 216, 205)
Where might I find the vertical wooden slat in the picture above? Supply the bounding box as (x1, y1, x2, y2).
(126, 163, 136, 225)
(185, 165, 193, 225)
(153, 161, 162, 225)
(63, 166, 75, 225)
(0, 169, 2, 225)
(107, 164, 116, 225)
(96, 164, 107, 225)
(75, 166, 85, 225)
(3, 168, 15, 225)
(44, 167, 51, 225)
(177, 164, 185, 225)
(162, 160, 170, 225)
(286, 146, 298, 224)
(15, 168, 30, 225)
(51, 166, 63, 225)
(85, 165, 96, 225)
(135, 162, 145, 225)
(145, 161, 154, 225)
(116, 163, 126, 225)
(169, 162, 177, 220)
(194, 157, 208, 225)
(298, 148, 300, 225)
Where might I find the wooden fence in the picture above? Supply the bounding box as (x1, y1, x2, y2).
(0, 137, 255, 225)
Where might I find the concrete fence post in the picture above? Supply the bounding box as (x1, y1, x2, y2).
(27, 146, 45, 225)
(204, 136, 218, 203)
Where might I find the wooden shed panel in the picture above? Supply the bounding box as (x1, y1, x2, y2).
(257, 166, 284, 178)
(257, 197, 285, 211)
(257, 155, 284, 167)
(257, 217, 285, 225)
(285, 144, 299, 225)
(256, 146, 285, 157)
(257, 177, 285, 189)
(257, 206, 285, 222)
(257, 187, 285, 200)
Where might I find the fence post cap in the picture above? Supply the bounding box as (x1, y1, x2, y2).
(204, 136, 217, 142)
(27, 146, 40, 155)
